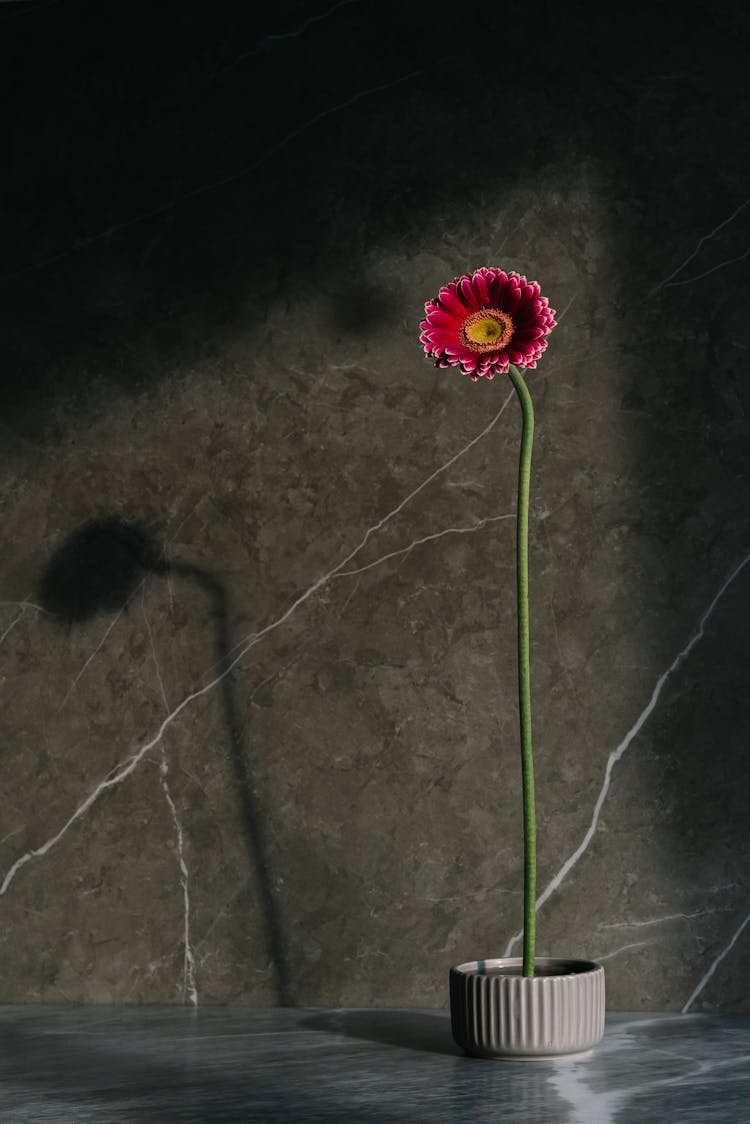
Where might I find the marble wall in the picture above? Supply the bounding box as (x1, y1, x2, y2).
(1, 0, 748, 1012)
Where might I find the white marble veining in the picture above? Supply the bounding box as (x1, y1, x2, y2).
(592, 940, 656, 964)
(334, 514, 515, 581)
(143, 589, 199, 1006)
(0, 608, 27, 645)
(683, 909, 750, 1015)
(219, 0, 366, 75)
(646, 194, 750, 297)
(0, 599, 45, 646)
(159, 752, 198, 1007)
(58, 601, 131, 709)
(598, 907, 723, 931)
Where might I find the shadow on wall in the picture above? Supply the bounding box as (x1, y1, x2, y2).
(37, 516, 294, 1006)
(0, 0, 703, 432)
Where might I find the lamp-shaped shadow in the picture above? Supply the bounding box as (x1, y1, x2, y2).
(37, 515, 293, 1006)
(38, 516, 168, 622)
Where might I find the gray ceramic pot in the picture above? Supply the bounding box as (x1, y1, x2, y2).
(450, 957, 605, 1059)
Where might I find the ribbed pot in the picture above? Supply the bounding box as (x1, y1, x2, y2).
(450, 957, 605, 1059)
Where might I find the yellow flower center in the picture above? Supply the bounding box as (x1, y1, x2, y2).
(460, 308, 514, 353)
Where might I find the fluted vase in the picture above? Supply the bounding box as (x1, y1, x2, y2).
(449, 957, 605, 1059)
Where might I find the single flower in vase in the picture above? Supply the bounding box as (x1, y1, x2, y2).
(420, 267, 605, 1058)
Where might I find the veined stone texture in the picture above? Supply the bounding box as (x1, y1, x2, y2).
(0, 2, 748, 1012)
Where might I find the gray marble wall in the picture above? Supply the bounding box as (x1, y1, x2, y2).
(1, 1, 748, 1012)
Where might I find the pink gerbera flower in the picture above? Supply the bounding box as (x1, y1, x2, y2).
(419, 267, 557, 380)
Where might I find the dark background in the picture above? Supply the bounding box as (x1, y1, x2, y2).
(2, 0, 747, 434)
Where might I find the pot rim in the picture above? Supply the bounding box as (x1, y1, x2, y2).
(451, 956, 603, 977)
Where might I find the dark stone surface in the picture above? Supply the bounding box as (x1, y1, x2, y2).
(0, 0, 749, 1011)
(1, 1006, 748, 1123)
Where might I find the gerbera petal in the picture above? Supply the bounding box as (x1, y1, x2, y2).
(459, 276, 479, 310)
(502, 282, 523, 317)
(425, 309, 464, 334)
(514, 301, 540, 326)
(506, 347, 529, 364)
(470, 270, 490, 306)
(438, 287, 470, 318)
(428, 334, 461, 351)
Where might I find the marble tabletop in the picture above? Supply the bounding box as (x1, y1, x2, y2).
(0, 1006, 748, 1123)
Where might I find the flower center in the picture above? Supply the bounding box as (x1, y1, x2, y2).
(460, 308, 514, 353)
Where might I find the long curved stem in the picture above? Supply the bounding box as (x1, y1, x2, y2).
(507, 363, 536, 978)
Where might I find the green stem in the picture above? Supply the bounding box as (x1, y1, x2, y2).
(507, 363, 536, 978)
